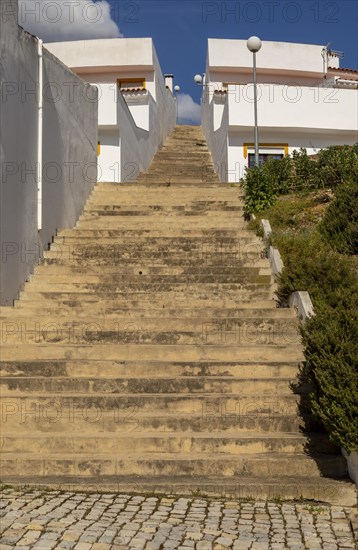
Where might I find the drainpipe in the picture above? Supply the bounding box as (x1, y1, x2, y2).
(37, 38, 43, 230)
(321, 47, 328, 76)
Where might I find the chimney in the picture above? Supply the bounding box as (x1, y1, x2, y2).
(165, 74, 174, 93)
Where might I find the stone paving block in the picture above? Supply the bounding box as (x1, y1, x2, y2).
(0, 491, 357, 549)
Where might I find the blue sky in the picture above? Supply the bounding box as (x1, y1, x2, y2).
(111, 0, 358, 105)
(19, 0, 358, 122)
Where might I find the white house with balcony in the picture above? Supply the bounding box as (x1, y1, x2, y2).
(46, 38, 176, 182)
(201, 39, 358, 182)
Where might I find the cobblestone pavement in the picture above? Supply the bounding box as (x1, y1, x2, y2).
(0, 489, 356, 550)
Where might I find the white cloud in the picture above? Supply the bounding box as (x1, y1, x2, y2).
(177, 94, 201, 125)
(18, 0, 122, 42)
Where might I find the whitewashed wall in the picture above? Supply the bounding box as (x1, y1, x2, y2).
(117, 91, 152, 182)
(202, 92, 228, 182)
(0, 1, 98, 305)
(0, 2, 39, 306)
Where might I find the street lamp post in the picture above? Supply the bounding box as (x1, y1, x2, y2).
(174, 85, 180, 123)
(246, 36, 262, 168)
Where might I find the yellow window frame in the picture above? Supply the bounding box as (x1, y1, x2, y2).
(243, 143, 289, 159)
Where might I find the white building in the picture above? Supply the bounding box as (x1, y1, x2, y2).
(202, 39, 358, 182)
(46, 39, 176, 183)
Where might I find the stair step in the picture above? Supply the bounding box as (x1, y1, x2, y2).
(1, 308, 296, 320)
(1, 475, 353, 506)
(0, 453, 348, 478)
(57, 229, 255, 238)
(76, 221, 248, 229)
(0, 360, 302, 378)
(0, 433, 336, 455)
(19, 283, 275, 296)
(10, 299, 279, 311)
(0, 343, 305, 361)
(0, 408, 309, 434)
(26, 272, 273, 285)
(0, 376, 304, 395)
(41, 257, 267, 267)
(0, 414, 310, 435)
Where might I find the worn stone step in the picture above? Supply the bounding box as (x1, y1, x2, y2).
(89, 190, 244, 199)
(0, 433, 336, 455)
(1, 318, 299, 344)
(40, 260, 266, 269)
(0, 343, 304, 361)
(40, 259, 267, 269)
(0, 307, 295, 321)
(36, 249, 271, 265)
(17, 293, 277, 308)
(83, 207, 245, 216)
(139, 166, 217, 174)
(78, 214, 247, 224)
(22, 279, 274, 296)
(1, 331, 299, 346)
(10, 299, 279, 312)
(91, 181, 241, 190)
(1, 331, 301, 347)
(20, 282, 274, 295)
(98, 183, 232, 193)
(56, 229, 253, 238)
(0, 452, 348, 479)
(0, 391, 305, 413)
(0, 402, 309, 434)
(52, 236, 260, 247)
(25, 271, 272, 286)
(0, 313, 298, 329)
(0, 375, 304, 395)
(45, 240, 265, 255)
(1, 474, 354, 506)
(76, 219, 248, 229)
(136, 175, 219, 183)
(0, 360, 301, 378)
(41, 256, 266, 267)
(99, 181, 232, 187)
(85, 203, 244, 211)
(0, 410, 309, 435)
(17, 291, 276, 306)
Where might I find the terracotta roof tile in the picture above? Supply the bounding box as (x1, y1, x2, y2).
(328, 66, 358, 75)
(121, 87, 147, 92)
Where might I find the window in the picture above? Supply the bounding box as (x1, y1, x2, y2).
(248, 153, 283, 168)
(244, 143, 288, 169)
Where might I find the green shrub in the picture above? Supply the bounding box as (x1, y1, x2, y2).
(255, 195, 315, 231)
(242, 143, 358, 213)
(253, 144, 358, 451)
(263, 155, 294, 195)
(241, 166, 278, 214)
(320, 179, 358, 255)
(291, 148, 321, 190)
(273, 231, 357, 308)
(270, 228, 358, 452)
(317, 144, 358, 189)
(302, 304, 358, 453)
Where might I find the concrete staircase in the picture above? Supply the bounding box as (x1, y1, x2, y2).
(0, 125, 355, 505)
